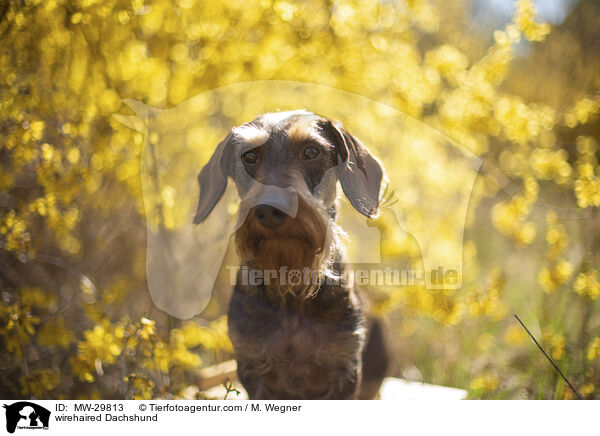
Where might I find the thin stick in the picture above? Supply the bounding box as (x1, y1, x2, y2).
(514, 314, 582, 399)
(223, 379, 240, 400)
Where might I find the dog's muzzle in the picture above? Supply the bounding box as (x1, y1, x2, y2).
(252, 204, 287, 229)
(235, 182, 299, 229)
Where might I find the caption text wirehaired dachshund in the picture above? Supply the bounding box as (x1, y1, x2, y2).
(194, 110, 388, 399)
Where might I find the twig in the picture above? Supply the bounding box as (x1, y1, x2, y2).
(223, 379, 240, 400)
(514, 314, 582, 399)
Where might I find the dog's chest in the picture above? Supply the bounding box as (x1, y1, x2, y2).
(228, 285, 365, 399)
(266, 311, 339, 361)
(229, 285, 364, 363)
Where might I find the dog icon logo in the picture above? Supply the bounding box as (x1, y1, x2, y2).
(3, 402, 50, 433)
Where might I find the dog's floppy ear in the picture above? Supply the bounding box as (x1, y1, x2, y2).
(193, 132, 235, 224)
(324, 121, 384, 218)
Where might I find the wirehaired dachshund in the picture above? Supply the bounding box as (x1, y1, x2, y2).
(194, 110, 388, 399)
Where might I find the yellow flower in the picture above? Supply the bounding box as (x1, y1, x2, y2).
(543, 328, 566, 360)
(515, 0, 550, 42)
(126, 374, 155, 400)
(139, 317, 156, 340)
(588, 338, 600, 361)
(471, 373, 499, 392)
(76, 325, 123, 372)
(574, 270, 600, 300)
(539, 260, 573, 293)
(580, 383, 595, 397)
(504, 325, 527, 346)
(574, 173, 600, 208)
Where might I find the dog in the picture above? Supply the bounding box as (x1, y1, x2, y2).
(194, 110, 389, 399)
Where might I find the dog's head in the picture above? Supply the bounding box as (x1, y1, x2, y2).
(194, 110, 385, 294)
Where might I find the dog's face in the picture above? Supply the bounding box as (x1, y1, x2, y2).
(194, 110, 384, 291)
(230, 111, 341, 210)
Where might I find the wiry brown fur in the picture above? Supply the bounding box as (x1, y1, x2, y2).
(195, 110, 389, 399)
(234, 195, 330, 299)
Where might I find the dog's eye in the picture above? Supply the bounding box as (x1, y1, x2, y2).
(302, 146, 320, 160)
(242, 150, 258, 164)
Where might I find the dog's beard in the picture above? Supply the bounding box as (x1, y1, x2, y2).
(255, 238, 318, 272)
(235, 197, 330, 299)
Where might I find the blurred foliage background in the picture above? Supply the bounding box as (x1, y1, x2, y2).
(0, 0, 599, 399)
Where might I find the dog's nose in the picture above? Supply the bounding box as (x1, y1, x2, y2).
(253, 204, 287, 229)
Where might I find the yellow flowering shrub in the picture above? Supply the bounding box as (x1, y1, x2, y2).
(0, 0, 598, 399)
